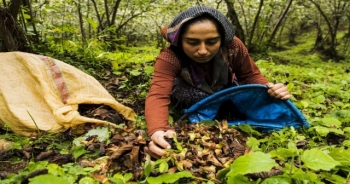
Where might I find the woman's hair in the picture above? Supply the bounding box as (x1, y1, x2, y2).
(179, 14, 225, 47)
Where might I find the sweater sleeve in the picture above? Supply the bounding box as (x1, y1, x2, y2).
(145, 48, 181, 136)
(228, 37, 268, 84)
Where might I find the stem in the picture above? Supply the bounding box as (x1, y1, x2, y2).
(27, 111, 41, 136)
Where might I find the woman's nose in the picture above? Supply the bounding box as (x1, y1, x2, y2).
(197, 43, 208, 55)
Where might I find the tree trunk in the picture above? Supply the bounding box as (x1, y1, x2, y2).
(0, 0, 30, 52)
(288, 25, 297, 44)
(24, 0, 39, 43)
(313, 21, 324, 51)
(224, 0, 245, 44)
(76, 0, 86, 42)
(0, 9, 16, 51)
(268, 0, 293, 46)
(347, 15, 350, 38)
(237, 0, 248, 37)
(247, 0, 263, 49)
(86, 0, 91, 39)
(110, 0, 122, 26)
(91, 0, 103, 32)
(309, 0, 348, 59)
(104, 0, 110, 26)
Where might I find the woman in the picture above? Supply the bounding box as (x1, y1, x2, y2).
(145, 6, 290, 156)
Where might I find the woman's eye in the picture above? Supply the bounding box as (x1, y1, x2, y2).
(187, 41, 198, 45)
(207, 41, 218, 45)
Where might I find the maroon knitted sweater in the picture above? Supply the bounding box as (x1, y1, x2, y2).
(145, 37, 268, 135)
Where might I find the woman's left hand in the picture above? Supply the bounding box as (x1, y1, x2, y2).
(266, 83, 290, 100)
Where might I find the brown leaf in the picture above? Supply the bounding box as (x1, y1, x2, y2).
(249, 168, 283, 179)
(49, 154, 74, 165)
(22, 169, 48, 183)
(22, 150, 31, 159)
(92, 109, 110, 120)
(79, 159, 96, 168)
(35, 150, 55, 161)
(231, 141, 247, 158)
(123, 145, 140, 169)
(91, 172, 108, 183)
(106, 113, 123, 124)
(106, 142, 133, 160)
(296, 140, 308, 147)
(217, 157, 234, 167)
(111, 134, 136, 144)
(99, 142, 106, 156)
(167, 166, 177, 173)
(207, 154, 223, 167)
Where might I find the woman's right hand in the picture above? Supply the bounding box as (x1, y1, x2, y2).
(148, 130, 176, 156)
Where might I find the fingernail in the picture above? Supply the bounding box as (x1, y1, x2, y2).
(166, 146, 171, 149)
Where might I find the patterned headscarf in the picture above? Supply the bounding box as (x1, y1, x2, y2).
(165, 6, 235, 46)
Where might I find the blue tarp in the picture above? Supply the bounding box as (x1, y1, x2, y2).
(183, 84, 309, 131)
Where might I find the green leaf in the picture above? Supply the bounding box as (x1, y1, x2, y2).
(295, 100, 309, 109)
(206, 180, 216, 184)
(227, 174, 254, 184)
(26, 161, 49, 172)
(301, 148, 340, 171)
(329, 148, 350, 166)
(238, 124, 262, 136)
(342, 140, 350, 147)
(312, 95, 325, 104)
(227, 152, 278, 177)
(173, 134, 183, 151)
(84, 18, 98, 31)
(111, 173, 123, 179)
(159, 161, 168, 173)
(343, 127, 350, 133)
(73, 137, 85, 147)
(123, 173, 132, 181)
(311, 126, 330, 137)
(144, 65, 154, 75)
(216, 167, 230, 181)
(79, 177, 98, 184)
(321, 117, 342, 128)
(246, 137, 261, 151)
(108, 178, 124, 183)
(29, 174, 69, 184)
(85, 127, 109, 142)
(328, 128, 344, 135)
(168, 115, 174, 125)
(287, 141, 298, 153)
(146, 171, 192, 184)
(291, 169, 318, 182)
(200, 120, 217, 126)
(130, 69, 141, 76)
(143, 157, 152, 178)
(71, 145, 87, 159)
(261, 176, 291, 184)
(286, 83, 294, 91)
(319, 172, 347, 184)
(47, 164, 64, 176)
(270, 148, 295, 161)
(110, 173, 128, 183)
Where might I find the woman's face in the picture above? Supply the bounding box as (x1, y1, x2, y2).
(181, 20, 221, 63)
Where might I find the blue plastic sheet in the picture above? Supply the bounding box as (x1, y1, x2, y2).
(183, 84, 309, 131)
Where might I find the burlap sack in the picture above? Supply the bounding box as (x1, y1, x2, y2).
(0, 52, 136, 136)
